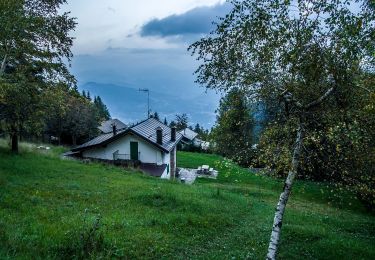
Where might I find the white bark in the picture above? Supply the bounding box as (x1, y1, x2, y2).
(305, 87, 334, 109)
(0, 54, 7, 76)
(266, 125, 304, 260)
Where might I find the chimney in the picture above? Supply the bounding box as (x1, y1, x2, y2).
(171, 127, 176, 142)
(156, 127, 163, 145)
(112, 124, 117, 136)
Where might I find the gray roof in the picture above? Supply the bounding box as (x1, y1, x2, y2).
(98, 119, 127, 134)
(131, 118, 182, 152)
(178, 128, 198, 141)
(73, 118, 182, 153)
(72, 129, 126, 151)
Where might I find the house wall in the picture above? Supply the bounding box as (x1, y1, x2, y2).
(82, 133, 165, 164)
(160, 167, 169, 179)
(160, 152, 171, 179)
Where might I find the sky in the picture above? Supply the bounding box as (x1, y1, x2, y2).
(62, 0, 231, 128)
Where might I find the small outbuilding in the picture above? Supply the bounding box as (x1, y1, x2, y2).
(179, 128, 210, 150)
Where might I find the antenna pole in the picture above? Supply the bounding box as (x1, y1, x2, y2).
(147, 90, 150, 118)
(139, 88, 150, 118)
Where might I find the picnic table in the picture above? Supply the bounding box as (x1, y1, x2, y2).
(197, 165, 214, 175)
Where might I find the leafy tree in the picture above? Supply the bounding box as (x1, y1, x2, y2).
(72, 85, 79, 94)
(0, 0, 76, 152)
(175, 113, 188, 131)
(64, 96, 99, 145)
(211, 88, 255, 166)
(258, 72, 375, 208)
(93, 96, 110, 122)
(44, 90, 107, 145)
(189, 0, 374, 258)
(193, 123, 210, 140)
(0, 79, 45, 150)
(150, 111, 160, 120)
(194, 123, 201, 134)
(44, 84, 71, 145)
(169, 120, 176, 128)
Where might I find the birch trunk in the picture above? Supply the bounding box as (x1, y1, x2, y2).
(0, 54, 7, 76)
(266, 124, 304, 260)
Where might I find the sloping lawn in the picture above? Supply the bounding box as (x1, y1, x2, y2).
(0, 143, 374, 259)
(177, 151, 222, 169)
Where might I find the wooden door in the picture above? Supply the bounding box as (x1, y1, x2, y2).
(130, 142, 138, 160)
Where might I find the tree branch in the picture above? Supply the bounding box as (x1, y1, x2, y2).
(305, 87, 334, 110)
(358, 85, 372, 93)
(280, 90, 303, 109)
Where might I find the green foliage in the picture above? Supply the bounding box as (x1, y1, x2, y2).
(0, 80, 45, 136)
(0, 147, 374, 259)
(44, 86, 106, 145)
(175, 113, 189, 131)
(93, 96, 111, 121)
(149, 111, 160, 120)
(193, 123, 210, 140)
(169, 120, 176, 128)
(257, 121, 295, 175)
(211, 88, 255, 166)
(190, 0, 374, 100)
(189, 0, 375, 219)
(58, 213, 122, 259)
(0, 0, 76, 152)
(258, 74, 375, 209)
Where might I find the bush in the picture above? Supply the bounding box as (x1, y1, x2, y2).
(57, 213, 122, 259)
(258, 118, 375, 210)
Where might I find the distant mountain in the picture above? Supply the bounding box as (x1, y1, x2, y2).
(79, 82, 220, 128)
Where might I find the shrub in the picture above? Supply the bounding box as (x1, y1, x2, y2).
(57, 213, 121, 259)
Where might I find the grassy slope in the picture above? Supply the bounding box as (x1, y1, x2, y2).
(177, 151, 222, 169)
(0, 142, 374, 259)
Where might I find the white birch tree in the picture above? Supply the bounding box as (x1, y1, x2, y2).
(189, 0, 374, 258)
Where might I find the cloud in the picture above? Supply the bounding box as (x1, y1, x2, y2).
(140, 3, 231, 37)
(107, 6, 116, 13)
(71, 47, 220, 127)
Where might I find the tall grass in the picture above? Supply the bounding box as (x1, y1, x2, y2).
(0, 144, 374, 259)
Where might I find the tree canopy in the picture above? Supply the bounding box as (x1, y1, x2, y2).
(190, 0, 374, 111)
(175, 113, 189, 131)
(190, 0, 374, 258)
(0, 0, 77, 152)
(0, 0, 111, 150)
(211, 88, 255, 166)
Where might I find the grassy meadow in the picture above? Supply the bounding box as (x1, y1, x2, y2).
(0, 140, 374, 259)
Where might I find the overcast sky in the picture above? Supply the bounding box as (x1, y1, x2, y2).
(62, 0, 229, 127)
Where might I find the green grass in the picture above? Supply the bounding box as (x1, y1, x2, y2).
(177, 151, 222, 169)
(0, 142, 374, 259)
